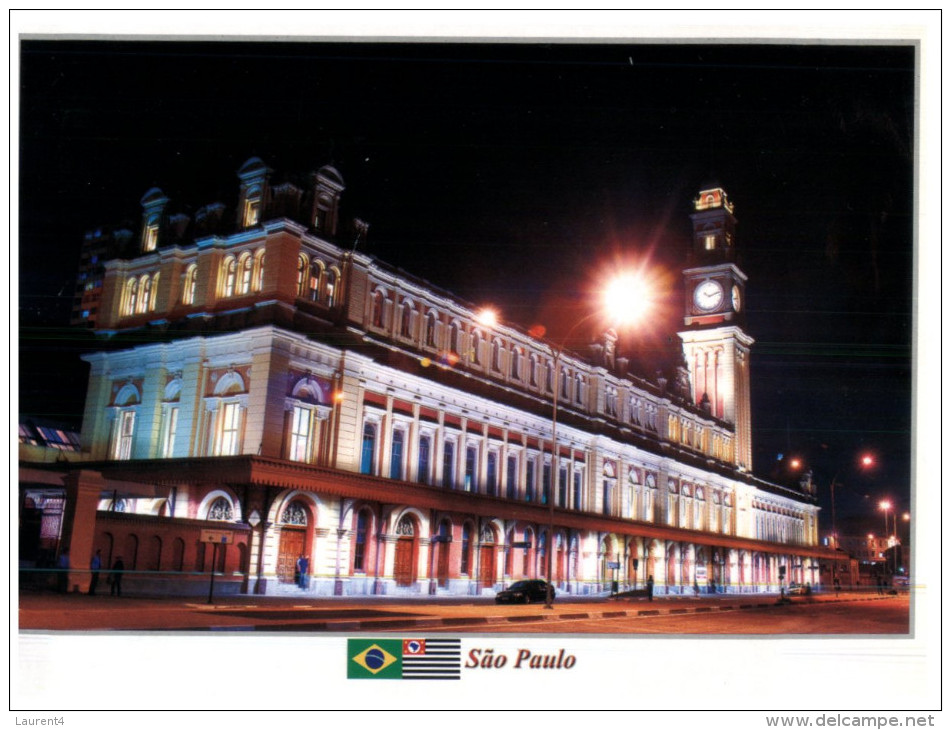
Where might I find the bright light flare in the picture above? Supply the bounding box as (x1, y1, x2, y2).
(476, 308, 498, 327)
(879, 500, 892, 512)
(860, 454, 875, 468)
(603, 273, 652, 325)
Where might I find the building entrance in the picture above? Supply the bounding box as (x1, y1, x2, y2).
(277, 528, 304, 583)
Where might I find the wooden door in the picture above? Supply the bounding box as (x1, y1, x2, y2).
(480, 545, 495, 587)
(278, 528, 304, 583)
(436, 542, 450, 587)
(394, 537, 415, 586)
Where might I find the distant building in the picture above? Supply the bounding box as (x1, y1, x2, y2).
(20, 157, 832, 597)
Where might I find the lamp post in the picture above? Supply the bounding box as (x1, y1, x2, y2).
(879, 499, 892, 576)
(537, 272, 652, 609)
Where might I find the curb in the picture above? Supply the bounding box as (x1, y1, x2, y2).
(197, 594, 892, 632)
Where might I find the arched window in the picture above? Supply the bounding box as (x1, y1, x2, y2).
(207, 496, 234, 521)
(491, 339, 502, 372)
(510, 346, 521, 379)
(400, 300, 413, 338)
(371, 290, 386, 328)
(560, 367, 570, 399)
(148, 273, 160, 311)
(137, 274, 151, 314)
(309, 261, 323, 302)
(470, 331, 482, 365)
(237, 252, 253, 295)
(529, 354, 538, 387)
(449, 322, 460, 354)
(575, 374, 585, 405)
(122, 277, 138, 316)
(425, 312, 437, 347)
(545, 361, 553, 392)
(221, 256, 237, 298)
(182, 264, 198, 305)
(323, 267, 338, 306)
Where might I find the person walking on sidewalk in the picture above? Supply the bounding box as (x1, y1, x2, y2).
(646, 575, 654, 602)
(88, 550, 102, 595)
(110, 556, 125, 596)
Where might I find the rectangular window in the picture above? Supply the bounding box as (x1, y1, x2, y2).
(573, 471, 582, 511)
(442, 440, 455, 488)
(144, 225, 159, 252)
(464, 446, 477, 492)
(542, 463, 551, 505)
(417, 436, 431, 484)
(353, 513, 367, 572)
(161, 406, 179, 458)
(216, 402, 242, 456)
(603, 480, 613, 516)
(486, 451, 498, 496)
(525, 459, 536, 502)
(360, 424, 376, 475)
(390, 429, 405, 479)
(289, 406, 313, 462)
(506, 455, 518, 500)
(558, 466, 568, 508)
(112, 409, 136, 460)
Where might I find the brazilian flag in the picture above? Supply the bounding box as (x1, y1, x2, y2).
(348, 639, 403, 679)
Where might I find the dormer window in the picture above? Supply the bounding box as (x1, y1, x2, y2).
(704, 234, 716, 251)
(143, 224, 159, 252)
(243, 198, 261, 227)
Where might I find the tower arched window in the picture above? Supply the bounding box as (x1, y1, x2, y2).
(425, 312, 437, 347)
(137, 275, 151, 314)
(252, 248, 266, 292)
(309, 261, 323, 302)
(182, 264, 198, 305)
(237, 252, 253, 295)
(221, 256, 237, 298)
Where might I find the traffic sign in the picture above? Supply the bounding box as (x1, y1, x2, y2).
(200, 529, 234, 545)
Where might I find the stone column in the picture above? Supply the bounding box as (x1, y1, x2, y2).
(60, 470, 106, 594)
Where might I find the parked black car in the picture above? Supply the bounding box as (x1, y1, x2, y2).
(495, 579, 554, 604)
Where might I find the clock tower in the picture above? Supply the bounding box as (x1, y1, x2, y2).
(678, 187, 754, 471)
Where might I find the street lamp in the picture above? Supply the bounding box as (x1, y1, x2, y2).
(540, 271, 653, 609)
(879, 499, 892, 576)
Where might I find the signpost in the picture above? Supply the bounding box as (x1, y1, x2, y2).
(200, 529, 234, 604)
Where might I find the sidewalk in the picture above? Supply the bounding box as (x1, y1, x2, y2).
(17, 589, 895, 633)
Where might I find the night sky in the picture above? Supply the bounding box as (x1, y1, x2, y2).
(17, 38, 916, 537)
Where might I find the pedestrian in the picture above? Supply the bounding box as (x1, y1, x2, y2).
(294, 555, 303, 587)
(56, 549, 70, 594)
(88, 549, 102, 595)
(300, 556, 310, 590)
(110, 556, 125, 596)
(877, 576, 885, 595)
(834, 576, 841, 595)
(646, 574, 654, 602)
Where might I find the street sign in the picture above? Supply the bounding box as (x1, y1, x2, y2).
(606, 561, 620, 569)
(200, 529, 234, 544)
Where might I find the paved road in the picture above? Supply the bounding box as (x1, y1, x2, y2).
(18, 589, 908, 634)
(449, 595, 910, 634)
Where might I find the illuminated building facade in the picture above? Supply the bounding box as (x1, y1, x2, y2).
(21, 157, 831, 597)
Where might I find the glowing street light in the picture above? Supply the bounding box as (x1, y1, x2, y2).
(879, 499, 892, 574)
(476, 307, 498, 328)
(540, 270, 654, 608)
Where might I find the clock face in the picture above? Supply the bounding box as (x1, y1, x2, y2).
(731, 284, 742, 312)
(693, 280, 724, 312)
